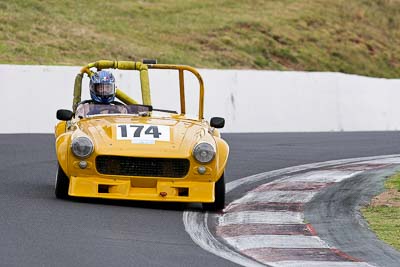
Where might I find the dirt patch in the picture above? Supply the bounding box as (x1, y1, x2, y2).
(370, 189, 400, 207)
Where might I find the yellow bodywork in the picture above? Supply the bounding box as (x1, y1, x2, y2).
(55, 60, 229, 203)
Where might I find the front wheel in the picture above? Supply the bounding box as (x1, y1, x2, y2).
(203, 173, 225, 211)
(55, 164, 70, 199)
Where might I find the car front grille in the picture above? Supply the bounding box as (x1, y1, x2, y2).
(96, 155, 190, 178)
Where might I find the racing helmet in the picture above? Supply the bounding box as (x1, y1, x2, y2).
(89, 70, 116, 104)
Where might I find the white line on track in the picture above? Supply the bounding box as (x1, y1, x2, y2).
(361, 158, 400, 164)
(183, 155, 400, 267)
(224, 235, 329, 250)
(230, 191, 317, 205)
(280, 170, 362, 183)
(266, 261, 376, 267)
(224, 155, 400, 193)
(218, 211, 303, 226)
(182, 211, 266, 267)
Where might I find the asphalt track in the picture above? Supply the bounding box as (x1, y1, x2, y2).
(1, 132, 400, 266)
(306, 168, 400, 267)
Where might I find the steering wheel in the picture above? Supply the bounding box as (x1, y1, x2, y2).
(111, 100, 125, 105)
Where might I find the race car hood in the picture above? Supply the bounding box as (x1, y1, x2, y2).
(75, 116, 209, 158)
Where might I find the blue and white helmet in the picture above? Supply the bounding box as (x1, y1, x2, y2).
(89, 70, 116, 104)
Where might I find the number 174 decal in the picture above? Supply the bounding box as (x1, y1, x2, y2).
(116, 124, 170, 144)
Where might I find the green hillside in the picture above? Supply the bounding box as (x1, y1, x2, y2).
(1, 0, 400, 77)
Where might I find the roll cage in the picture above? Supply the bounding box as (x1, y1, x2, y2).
(73, 60, 205, 120)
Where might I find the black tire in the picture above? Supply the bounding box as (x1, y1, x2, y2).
(203, 173, 225, 211)
(55, 164, 70, 199)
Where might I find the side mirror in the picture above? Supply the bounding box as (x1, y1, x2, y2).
(57, 109, 73, 121)
(210, 117, 225, 129)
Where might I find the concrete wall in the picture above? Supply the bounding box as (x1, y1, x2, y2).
(1, 64, 400, 133)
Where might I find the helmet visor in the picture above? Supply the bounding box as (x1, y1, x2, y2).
(94, 83, 114, 96)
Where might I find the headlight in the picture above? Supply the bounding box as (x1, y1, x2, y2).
(193, 142, 215, 163)
(71, 137, 94, 158)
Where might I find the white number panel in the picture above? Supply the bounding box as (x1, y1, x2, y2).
(116, 124, 170, 144)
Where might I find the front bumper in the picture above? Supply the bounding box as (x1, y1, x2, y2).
(68, 176, 215, 203)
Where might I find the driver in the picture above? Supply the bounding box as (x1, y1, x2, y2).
(76, 70, 127, 117)
(89, 70, 116, 104)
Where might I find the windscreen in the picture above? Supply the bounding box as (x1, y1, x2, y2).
(75, 103, 152, 117)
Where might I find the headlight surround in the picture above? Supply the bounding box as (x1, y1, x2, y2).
(193, 142, 215, 163)
(71, 136, 94, 159)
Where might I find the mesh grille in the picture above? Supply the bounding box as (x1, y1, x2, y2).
(96, 156, 190, 178)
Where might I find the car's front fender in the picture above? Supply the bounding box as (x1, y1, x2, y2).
(215, 137, 229, 180)
(55, 121, 67, 139)
(55, 132, 72, 175)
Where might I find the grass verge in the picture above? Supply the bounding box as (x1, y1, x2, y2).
(361, 173, 400, 250)
(1, 0, 400, 77)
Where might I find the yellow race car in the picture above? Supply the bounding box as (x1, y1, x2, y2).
(54, 60, 229, 210)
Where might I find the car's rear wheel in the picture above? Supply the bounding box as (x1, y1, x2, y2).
(55, 164, 70, 199)
(203, 173, 225, 211)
